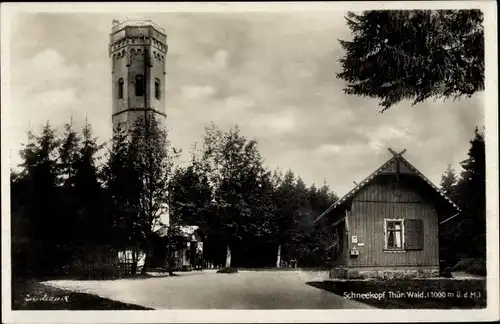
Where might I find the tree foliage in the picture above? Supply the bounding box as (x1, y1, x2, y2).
(174, 124, 339, 268)
(440, 164, 459, 202)
(128, 115, 177, 274)
(337, 10, 484, 111)
(12, 118, 485, 276)
(102, 115, 177, 274)
(454, 127, 486, 258)
(439, 127, 486, 264)
(102, 123, 142, 249)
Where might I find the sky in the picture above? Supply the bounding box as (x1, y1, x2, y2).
(6, 10, 485, 197)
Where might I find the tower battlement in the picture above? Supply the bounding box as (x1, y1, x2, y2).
(111, 19, 166, 34)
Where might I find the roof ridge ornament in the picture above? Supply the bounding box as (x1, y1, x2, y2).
(388, 147, 407, 157)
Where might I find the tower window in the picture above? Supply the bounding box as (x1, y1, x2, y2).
(118, 78, 124, 99)
(155, 78, 161, 100)
(135, 74, 144, 97)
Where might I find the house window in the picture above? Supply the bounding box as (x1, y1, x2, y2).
(384, 219, 404, 250)
(118, 250, 133, 263)
(135, 74, 144, 96)
(118, 78, 124, 99)
(155, 78, 161, 100)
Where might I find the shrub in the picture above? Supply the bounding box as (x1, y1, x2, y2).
(217, 267, 238, 274)
(64, 247, 119, 280)
(441, 267, 453, 278)
(180, 265, 192, 272)
(452, 258, 486, 276)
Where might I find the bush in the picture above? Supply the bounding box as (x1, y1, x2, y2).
(63, 247, 119, 280)
(441, 267, 453, 278)
(452, 258, 486, 276)
(216, 267, 238, 274)
(180, 265, 192, 272)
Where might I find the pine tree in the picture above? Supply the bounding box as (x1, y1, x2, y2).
(440, 164, 459, 202)
(56, 121, 82, 250)
(29, 122, 61, 244)
(73, 121, 106, 246)
(58, 122, 81, 188)
(15, 122, 62, 274)
(454, 127, 486, 259)
(337, 10, 484, 111)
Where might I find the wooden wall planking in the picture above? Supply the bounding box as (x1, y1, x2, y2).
(346, 177, 440, 268)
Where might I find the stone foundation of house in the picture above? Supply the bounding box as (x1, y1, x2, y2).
(330, 266, 440, 280)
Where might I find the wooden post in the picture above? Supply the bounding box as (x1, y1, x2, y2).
(344, 209, 350, 232)
(276, 244, 282, 268)
(344, 209, 350, 264)
(225, 245, 231, 268)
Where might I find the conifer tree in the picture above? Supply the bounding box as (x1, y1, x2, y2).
(73, 121, 106, 246)
(440, 164, 459, 204)
(337, 10, 484, 111)
(454, 127, 486, 259)
(15, 122, 62, 273)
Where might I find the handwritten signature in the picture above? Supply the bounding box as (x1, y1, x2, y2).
(24, 294, 69, 303)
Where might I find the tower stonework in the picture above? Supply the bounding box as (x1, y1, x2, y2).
(109, 20, 168, 134)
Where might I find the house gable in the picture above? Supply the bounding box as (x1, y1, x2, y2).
(353, 174, 427, 203)
(314, 149, 460, 224)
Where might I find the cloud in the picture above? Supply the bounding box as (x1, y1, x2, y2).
(13, 49, 81, 91)
(212, 49, 229, 69)
(367, 126, 418, 151)
(34, 88, 77, 110)
(181, 85, 218, 101)
(250, 110, 297, 134)
(6, 12, 486, 198)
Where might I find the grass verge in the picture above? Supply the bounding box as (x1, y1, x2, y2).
(306, 278, 486, 309)
(12, 277, 153, 310)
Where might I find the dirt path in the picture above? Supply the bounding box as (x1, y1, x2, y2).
(42, 270, 372, 309)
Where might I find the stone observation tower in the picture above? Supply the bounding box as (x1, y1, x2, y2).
(109, 19, 168, 134)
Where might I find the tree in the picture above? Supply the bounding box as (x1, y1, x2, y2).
(304, 182, 339, 266)
(128, 115, 176, 275)
(168, 163, 213, 229)
(337, 10, 484, 111)
(194, 124, 272, 268)
(282, 179, 339, 267)
(167, 161, 215, 271)
(72, 121, 106, 246)
(56, 122, 82, 250)
(271, 170, 315, 265)
(14, 122, 62, 274)
(102, 123, 143, 274)
(284, 177, 311, 262)
(58, 122, 81, 188)
(440, 164, 459, 202)
(454, 127, 486, 259)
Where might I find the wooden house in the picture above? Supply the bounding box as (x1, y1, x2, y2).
(172, 226, 204, 270)
(314, 149, 461, 279)
(153, 225, 204, 271)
